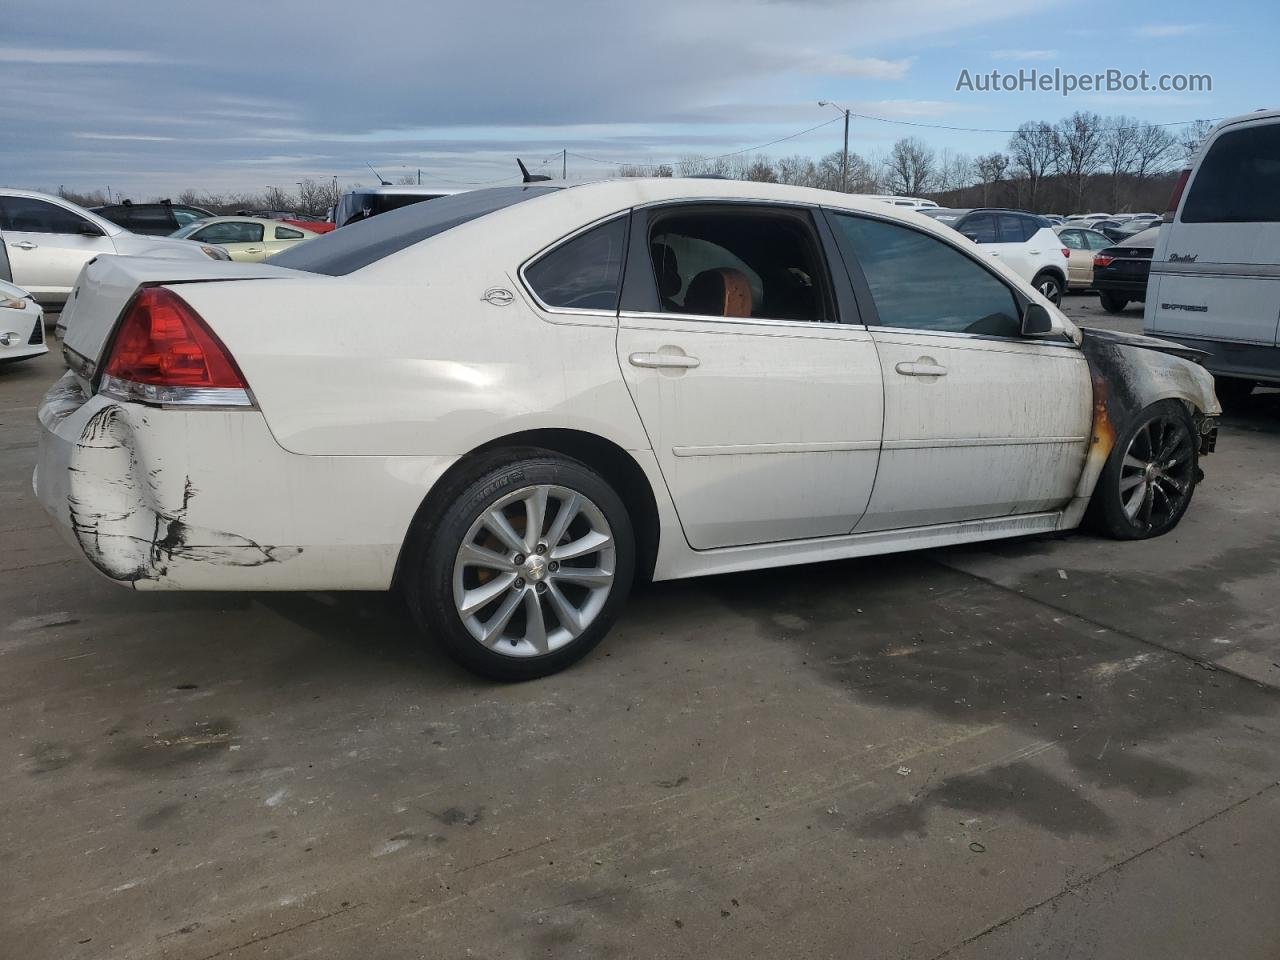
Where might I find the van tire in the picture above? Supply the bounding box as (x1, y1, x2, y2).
(1098, 291, 1128, 313)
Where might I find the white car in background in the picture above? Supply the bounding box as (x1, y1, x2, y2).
(942, 208, 1071, 303)
(0, 189, 230, 310)
(1145, 108, 1280, 404)
(35, 179, 1219, 681)
(0, 278, 45, 364)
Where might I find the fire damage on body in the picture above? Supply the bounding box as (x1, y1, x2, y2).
(65, 403, 301, 587)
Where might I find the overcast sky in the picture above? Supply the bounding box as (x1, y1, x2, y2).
(1, 0, 1267, 198)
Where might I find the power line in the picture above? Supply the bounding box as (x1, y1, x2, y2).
(567, 116, 843, 168)
(840, 110, 1222, 135)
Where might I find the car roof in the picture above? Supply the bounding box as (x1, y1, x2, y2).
(343, 186, 461, 196)
(189, 215, 303, 228)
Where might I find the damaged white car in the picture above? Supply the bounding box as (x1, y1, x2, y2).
(35, 180, 1220, 679)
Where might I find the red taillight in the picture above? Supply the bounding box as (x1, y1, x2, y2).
(1061, 248, 1071, 258)
(1164, 168, 1191, 222)
(104, 287, 246, 389)
(1093, 255, 1114, 268)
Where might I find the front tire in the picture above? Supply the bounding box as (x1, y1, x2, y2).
(1033, 271, 1064, 306)
(1088, 400, 1199, 540)
(403, 451, 635, 681)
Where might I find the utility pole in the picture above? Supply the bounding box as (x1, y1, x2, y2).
(417, 168, 422, 185)
(818, 101, 851, 192)
(562, 148, 567, 180)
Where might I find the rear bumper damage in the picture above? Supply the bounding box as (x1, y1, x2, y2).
(34, 371, 455, 591)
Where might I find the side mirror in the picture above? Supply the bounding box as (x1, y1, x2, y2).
(962, 232, 979, 242)
(1022, 302, 1054, 337)
(77, 222, 104, 237)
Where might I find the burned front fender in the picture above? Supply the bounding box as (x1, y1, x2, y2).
(1064, 328, 1220, 526)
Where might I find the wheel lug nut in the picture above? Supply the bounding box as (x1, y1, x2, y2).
(513, 554, 525, 565)
(514, 578, 525, 589)
(535, 544, 546, 555)
(536, 582, 547, 594)
(549, 561, 559, 573)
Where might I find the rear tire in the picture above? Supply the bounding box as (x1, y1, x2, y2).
(402, 450, 635, 681)
(1098, 291, 1128, 314)
(1214, 376, 1255, 408)
(1033, 271, 1064, 305)
(1087, 400, 1199, 540)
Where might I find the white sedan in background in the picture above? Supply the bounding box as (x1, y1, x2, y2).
(35, 180, 1220, 680)
(0, 278, 46, 364)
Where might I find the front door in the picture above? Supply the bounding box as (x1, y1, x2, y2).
(826, 210, 1092, 532)
(616, 203, 884, 550)
(0, 196, 115, 302)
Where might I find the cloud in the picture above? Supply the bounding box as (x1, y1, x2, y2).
(73, 133, 177, 142)
(1135, 23, 1203, 38)
(773, 49, 914, 80)
(991, 49, 1057, 61)
(0, 45, 168, 65)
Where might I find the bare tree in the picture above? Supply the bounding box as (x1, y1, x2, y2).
(775, 154, 818, 187)
(745, 157, 778, 182)
(1054, 111, 1106, 212)
(1008, 121, 1059, 211)
(974, 152, 1009, 206)
(675, 154, 709, 177)
(1100, 115, 1141, 211)
(883, 137, 935, 195)
(1178, 119, 1215, 162)
(296, 177, 342, 217)
(1133, 122, 1178, 178)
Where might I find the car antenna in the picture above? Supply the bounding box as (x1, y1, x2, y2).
(517, 158, 553, 183)
(365, 161, 392, 186)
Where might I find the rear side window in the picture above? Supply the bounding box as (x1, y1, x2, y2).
(271, 186, 560, 276)
(831, 213, 1020, 338)
(1182, 123, 1280, 223)
(959, 213, 998, 243)
(275, 226, 304, 239)
(0, 196, 94, 234)
(524, 217, 628, 311)
(1060, 229, 1085, 250)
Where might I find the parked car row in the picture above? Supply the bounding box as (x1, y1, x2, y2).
(921, 207, 1069, 303)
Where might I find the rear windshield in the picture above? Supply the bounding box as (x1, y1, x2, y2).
(269, 185, 561, 276)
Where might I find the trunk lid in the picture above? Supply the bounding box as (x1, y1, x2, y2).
(60, 254, 299, 387)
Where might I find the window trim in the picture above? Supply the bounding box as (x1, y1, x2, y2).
(618, 199, 845, 327)
(517, 211, 632, 317)
(822, 206, 1076, 349)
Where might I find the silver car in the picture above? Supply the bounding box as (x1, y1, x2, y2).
(0, 189, 229, 310)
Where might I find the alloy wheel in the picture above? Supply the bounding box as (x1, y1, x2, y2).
(1117, 413, 1195, 532)
(451, 484, 616, 657)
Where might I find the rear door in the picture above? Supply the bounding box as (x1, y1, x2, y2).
(0, 195, 115, 301)
(189, 221, 268, 261)
(1059, 229, 1092, 286)
(614, 202, 884, 550)
(1148, 118, 1280, 353)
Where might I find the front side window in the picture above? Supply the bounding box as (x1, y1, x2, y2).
(193, 222, 264, 244)
(831, 213, 1021, 338)
(0, 196, 95, 235)
(646, 208, 831, 322)
(524, 216, 628, 311)
(1182, 123, 1280, 223)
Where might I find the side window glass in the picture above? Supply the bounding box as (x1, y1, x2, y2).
(960, 213, 998, 243)
(275, 226, 304, 239)
(1086, 231, 1112, 250)
(524, 216, 628, 311)
(1060, 230, 1084, 250)
(0, 197, 93, 235)
(831, 213, 1021, 338)
(1183, 124, 1280, 223)
(172, 209, 204, 227)
(647, 209, 829, 322)
(997, 214, 1027, 243)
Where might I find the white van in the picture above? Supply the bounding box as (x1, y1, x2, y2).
(1144, 109, 1280, 402)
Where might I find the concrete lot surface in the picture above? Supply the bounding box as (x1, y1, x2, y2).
(2, 294, 1278, 959)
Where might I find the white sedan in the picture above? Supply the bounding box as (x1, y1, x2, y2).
(35, 180, 1220, 680)
(0, 278, 46, 364)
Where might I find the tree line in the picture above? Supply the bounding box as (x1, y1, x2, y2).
(618, 112, 1213, 214)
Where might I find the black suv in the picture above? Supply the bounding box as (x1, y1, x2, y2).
(90, 199, 213, 236)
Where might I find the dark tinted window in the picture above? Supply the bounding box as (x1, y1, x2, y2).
(524, 217, 628, 311)
(0, 196, 94, 234)
(832, 213, 1020, 337)
(958, 212, 998, 243)
(193, 221, 264, 243)
(272, 186, 560, 276)
(274, 226, 304, 240)
(124, 206, 178, 233)
(1183, 124, 1280, 223)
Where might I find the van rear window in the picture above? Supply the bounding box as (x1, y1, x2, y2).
(269, 185, 560, 276)
(1182, 124, 1280, 224)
